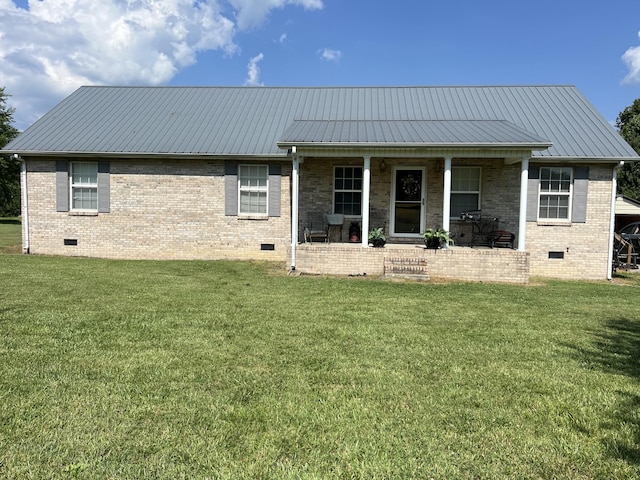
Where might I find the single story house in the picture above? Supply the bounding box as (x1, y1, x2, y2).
(4, 85, 638, 283)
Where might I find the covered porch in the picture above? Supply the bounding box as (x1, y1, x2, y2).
(278, 119, 551, 283)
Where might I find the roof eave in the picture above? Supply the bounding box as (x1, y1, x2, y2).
(276, 141, 552, 150)
(528, 155, 639, 163)
(8, 150, 290, 160)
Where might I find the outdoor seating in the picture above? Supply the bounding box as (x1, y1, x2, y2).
(460, 211, 514, 248)
(326, 213, 344, 242)
(303, 212, 328, 243)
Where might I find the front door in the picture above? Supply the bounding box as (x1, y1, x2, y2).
(391, 167, 425, 236)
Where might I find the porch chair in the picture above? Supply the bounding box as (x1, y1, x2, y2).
(491, 230, 515, 249)
(304, 212, 329, 243)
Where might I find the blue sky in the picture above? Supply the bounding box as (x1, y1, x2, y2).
(2, 0, 640, 130)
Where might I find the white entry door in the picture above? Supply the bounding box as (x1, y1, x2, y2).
(391, 167, 425, 236)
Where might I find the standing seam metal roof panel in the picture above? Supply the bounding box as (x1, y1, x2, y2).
(4, 85, 638, 159)
(278, 120, 552, 146)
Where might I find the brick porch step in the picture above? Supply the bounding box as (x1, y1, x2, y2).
(383, 256, 430, 280)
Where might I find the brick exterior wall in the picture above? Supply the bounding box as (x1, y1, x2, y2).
(292, 245, 530, 284)
(526, 165, 614, 280)
(298, 157, 522, 243)
(24, 156, 615, 282)
(24, 158, 291, 260)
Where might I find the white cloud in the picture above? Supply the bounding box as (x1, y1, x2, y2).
(318, 48, 342, 62)
(0, 0, 323, 129)
(244, 53, 264, 86)
(277, 33, 288, 44)
(228, 0, 322, 30)
(622, 32, 640, 84)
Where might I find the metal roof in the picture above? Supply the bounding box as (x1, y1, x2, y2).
(5, 85, 638, 160)
(278, 119, 552, 149)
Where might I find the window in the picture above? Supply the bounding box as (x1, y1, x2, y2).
(450, 166, 481, 218)
(70, 162, 98, 211)
(334, 166, 362, 216)
(239, 165, 268, 215)
(538, 167, 572, 220)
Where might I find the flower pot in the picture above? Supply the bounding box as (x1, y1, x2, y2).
(371, 238, 386, 248)
(425, 238, 441, 249)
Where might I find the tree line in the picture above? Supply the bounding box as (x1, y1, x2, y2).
(0, 87, 20, 216)
(1, 88, 640, 217)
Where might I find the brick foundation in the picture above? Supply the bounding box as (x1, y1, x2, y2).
(291, 244, 530, 284)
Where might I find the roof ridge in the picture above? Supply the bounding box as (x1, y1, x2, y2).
(78, 84, 577, 90)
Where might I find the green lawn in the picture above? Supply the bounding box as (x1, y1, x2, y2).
(1, 253, 640, 479)
(0, 217, 21, 254)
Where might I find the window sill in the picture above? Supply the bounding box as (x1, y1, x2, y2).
(69, 211, 98, 216)
(238, 215, 269, 221)
(536, 220, 572, 227)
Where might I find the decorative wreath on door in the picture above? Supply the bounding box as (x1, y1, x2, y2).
(401, 174, 420, 197)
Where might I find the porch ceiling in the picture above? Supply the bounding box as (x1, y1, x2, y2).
(277, 119, 552, 150)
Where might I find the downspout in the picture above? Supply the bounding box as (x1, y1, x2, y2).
(517, 156, 529, 252)
(607, 162, 622, 280)
(18, 155, 29, 254)
(290, 147, 299, 270)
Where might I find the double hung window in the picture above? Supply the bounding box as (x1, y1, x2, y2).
(538, 167, 572, 220)
(334, 166, 362, 216)
(450, 166, 481, 218)
(239, 165, 268, 215)
(70, 162, 98, 211)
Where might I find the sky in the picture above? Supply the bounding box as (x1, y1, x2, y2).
(1, 0, 640, 131)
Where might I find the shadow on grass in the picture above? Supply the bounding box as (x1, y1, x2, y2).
(0, 219, 20, 225)
(567, 318, 640, 465)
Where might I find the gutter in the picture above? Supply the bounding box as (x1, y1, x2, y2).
(3, 150, 291, 160)
(276, 141, 552, 151)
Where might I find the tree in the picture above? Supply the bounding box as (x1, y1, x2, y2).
(616, 98, 640, 200)
(0, 87, 20, 216)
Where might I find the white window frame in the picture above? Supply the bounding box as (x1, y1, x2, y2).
(333, 166, 363, 217)
(70, 161, 98, 212)
(538, 166, 573, 221)
(238, 164, 269, 216)
(450, 166, 481, 218)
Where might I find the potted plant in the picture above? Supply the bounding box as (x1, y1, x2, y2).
(368, 227, 386, 248)
(422, 228, 453, 249)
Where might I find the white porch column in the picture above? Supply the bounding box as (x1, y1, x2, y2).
(518, 156, 529, 252)
(361, 155, 371, 247)
(291, 149, 299, 270)
(443, 157, 452, 234)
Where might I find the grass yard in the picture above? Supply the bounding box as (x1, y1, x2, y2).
(1, 252, 640, 479)
(0, 217, 21, 254)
